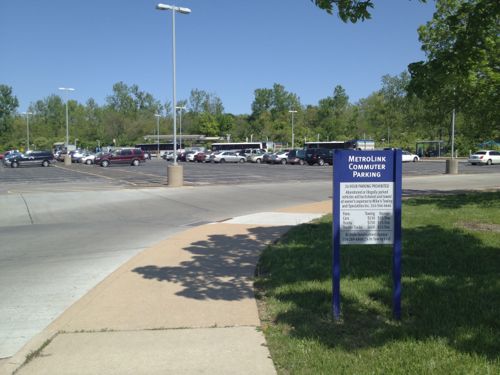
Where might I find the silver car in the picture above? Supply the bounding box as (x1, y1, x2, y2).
(468, 150, 500, 165)
(210, 151, 246, 163)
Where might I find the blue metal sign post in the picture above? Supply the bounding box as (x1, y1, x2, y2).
(333, 149, 402, 320)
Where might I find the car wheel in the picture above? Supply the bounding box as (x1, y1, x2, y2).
(413, 157, 418, 162)
(239, 158, 246, 163)
(299, 160, 305, 165)
(11, 161, 19, 168)
(42, 160, 49, 167)
(101, 160, 109, 167)
(318, 159, 325, 166)
(256, 158, 261, 164)
(86, 159, 92, 165)
(220, 159, 225, 163)
(281, 158, 287, 165)
(132, 159, 140, 166)
(487, 159, 492, 165)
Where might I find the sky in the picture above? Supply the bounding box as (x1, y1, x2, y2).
(1, 0, 436, 115)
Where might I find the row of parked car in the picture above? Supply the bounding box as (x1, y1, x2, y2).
(4, 147, 498, 168)
(163, 148, 334, 166)
(169, 148, 423, 166)
(1, 148, 148, 168)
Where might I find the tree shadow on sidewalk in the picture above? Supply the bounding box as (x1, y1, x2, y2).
(132, 225, 291, 301)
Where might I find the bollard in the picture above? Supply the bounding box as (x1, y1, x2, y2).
(167, 164, 184, 187)
(64, 154, 72, 166)
(445, 158, 458, 174)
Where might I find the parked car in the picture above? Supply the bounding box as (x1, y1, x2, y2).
(262, 153, 273, 164)
(247, 151, 265, 163)
(203, 152, 215, 162)
(80, 153, 97, 165)
(241, 148, 267, 158)
(247, 151, 266, 163)
(161, 151, 174, 161)
(402, 150, 420, 162)
(194, 151, 208, 162)
(268, 151, 289, 164)
(178, 150, 194, 162)
(287, 149, 306, 165)
(71, 150, 87, 163)
(468, 150, 500, 165)
(94, 148, 145, 167)
(8, 150, 55, 168)
(305, 148, 333, 166)
(2, 150, 22, 166)
(186, 151, 201, 162)
(209, 151, 246, 163)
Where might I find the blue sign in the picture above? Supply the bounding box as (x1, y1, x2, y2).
(333, 149, 402, 320)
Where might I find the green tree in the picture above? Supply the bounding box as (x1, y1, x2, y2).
(106, 82, 161, 118)
(32, 95, 65, 140)
(0, 85, 19, 144)
(196, 112, 219, 137)
(311, 1, 427, 23)
(408, 0, 500, 141)
(317, 85, 350, 139)
(250, 84, 302, 143)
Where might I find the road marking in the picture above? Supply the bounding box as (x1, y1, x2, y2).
(55, 165, 138, 186)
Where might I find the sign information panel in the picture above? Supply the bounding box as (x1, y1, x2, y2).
(340, 182, 394, 244)
(333, 149, 402, 320)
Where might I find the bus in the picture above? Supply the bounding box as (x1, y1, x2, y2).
(304, 140, 375, 150)
(135, 143, 184, 155)
(304, 141, 346, 150)
(211, 142, 267, 152)
(345, 139, 375, 150)
(53, 142, 76, 152)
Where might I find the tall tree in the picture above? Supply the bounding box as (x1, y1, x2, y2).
(408, 0, 500, 140)
(0, 85, 19, 141)
(317, 85, 350, 139)
(250, 84, 302, 142)
(106, 82, 161, 117)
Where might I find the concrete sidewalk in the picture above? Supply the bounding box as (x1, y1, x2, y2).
(1, 201, 331, 375)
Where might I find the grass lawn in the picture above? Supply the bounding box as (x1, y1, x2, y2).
(255, 191, 500, 374)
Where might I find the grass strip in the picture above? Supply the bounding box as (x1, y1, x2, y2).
(255, 191, 500, 374)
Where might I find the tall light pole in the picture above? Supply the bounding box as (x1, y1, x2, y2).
(451, 108, 456, 159)
(289, 110, 297, 149)
(23, 112, 32, 151)
(156, 3, 191, 167)
(58, 87, 75, 149)
(176, 105, 186, 150)
(155, 113, 161, 157)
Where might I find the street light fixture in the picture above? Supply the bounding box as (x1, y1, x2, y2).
(156, 3, 191, 167)
(289, 110, 297, 149)
(58, 87, 75, 149)
(23, 112, 33, 151)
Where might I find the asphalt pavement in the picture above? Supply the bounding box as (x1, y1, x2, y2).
(0, 162, 498, 374)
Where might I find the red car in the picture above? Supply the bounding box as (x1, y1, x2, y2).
(94, 148, 145, 167)
(195, 151, 208, 162)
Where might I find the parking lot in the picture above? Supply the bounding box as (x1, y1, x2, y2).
(1, 158, 499, 194)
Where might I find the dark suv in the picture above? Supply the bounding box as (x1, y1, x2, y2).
(287, 149, 306, 165)
(8, 150, 55, 168)
(95, 148, 145, 167)
(305, 148, 333, 166)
